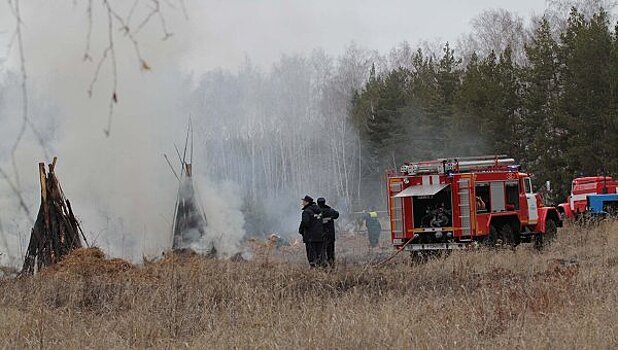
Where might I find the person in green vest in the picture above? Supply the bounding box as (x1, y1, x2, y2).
(364, 208, 382, 249)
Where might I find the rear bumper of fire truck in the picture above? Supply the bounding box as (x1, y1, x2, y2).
(393, 240, 478, 251)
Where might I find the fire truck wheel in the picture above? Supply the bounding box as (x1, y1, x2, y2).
(487, 225, 499, 246)
(545, 219, 557, 242)
(534, 234, 544, 250)
(487, 224, 515, 247)
(498, 224, 515, 246)
(535, 219, 557, 251)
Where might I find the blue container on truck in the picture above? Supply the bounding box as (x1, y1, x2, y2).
(586, 194, 618, 216)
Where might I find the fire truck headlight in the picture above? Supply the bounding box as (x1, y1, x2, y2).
(434, 232, 443, 239)
(446, 232, 453, 238)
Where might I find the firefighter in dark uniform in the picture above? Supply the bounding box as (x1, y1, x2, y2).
(317, 197, 339, 267)
(299, 195, 324, 267)
(365, 208, 382, 248)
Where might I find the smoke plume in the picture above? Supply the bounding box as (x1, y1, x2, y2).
(0, 2, 246, 265)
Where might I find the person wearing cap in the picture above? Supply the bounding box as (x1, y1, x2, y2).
(317, 197, 339, 267)
(299, 195, 324, 267)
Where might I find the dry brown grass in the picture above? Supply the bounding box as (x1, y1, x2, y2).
(2, 222, 618, 349)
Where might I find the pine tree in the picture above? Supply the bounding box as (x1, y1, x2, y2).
(431, 44, 461, 136)
(495, 47, 524, 160)
(607, 22, 618, 175)
(558, 8, 613, 177)
(523, 17, 568, 201)
(351, 64, 411, 176)
(452, 52, 491, 155)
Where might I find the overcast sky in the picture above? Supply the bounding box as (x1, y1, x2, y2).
(180, 0, 548, 71)
(0, 0, 550, 73)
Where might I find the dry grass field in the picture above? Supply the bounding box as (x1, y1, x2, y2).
(2, 222, 618, 349)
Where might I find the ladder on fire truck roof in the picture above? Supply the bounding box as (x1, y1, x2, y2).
(399, 155, 516, 176)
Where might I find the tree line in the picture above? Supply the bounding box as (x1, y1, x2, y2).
(351, 8, 618, 203)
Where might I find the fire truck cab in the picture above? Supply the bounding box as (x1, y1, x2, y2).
(558, 176, 618, 220)
(386, 155, 562, 251)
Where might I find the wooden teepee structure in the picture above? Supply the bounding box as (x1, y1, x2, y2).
(167, 120, 210, 252)
(172, 163, 208, 250)
(22, 157, 87, 274)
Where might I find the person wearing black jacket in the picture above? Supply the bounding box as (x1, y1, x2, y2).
(299, 195, 324, 267)
(317, 197, 339, 267)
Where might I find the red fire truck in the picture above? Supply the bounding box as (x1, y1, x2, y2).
(386, 155, 562, 251)
(558, 176, 618, 219)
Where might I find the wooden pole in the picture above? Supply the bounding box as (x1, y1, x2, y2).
(49, 156, 58, 173)
(164, 154, 181, 182)
(39, 163, 50, 235)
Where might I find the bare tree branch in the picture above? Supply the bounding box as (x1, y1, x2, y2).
(126, 0, 140, 25)
(178, 0, 189, 20)
(83, 0, 93, 62)
(82, 0, 174, 136)
(1, 0, 180, 225)
(7, 0, 51, 189)
(102, 0, 118, 137)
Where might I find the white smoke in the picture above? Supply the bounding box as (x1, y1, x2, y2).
(190, 176, 245, 257)
(0, 2, 246, 265)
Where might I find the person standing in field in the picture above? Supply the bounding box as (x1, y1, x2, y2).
(364, 208, 382, 249)
(299, 195, 324, 267)
(317, 197, 339, 267)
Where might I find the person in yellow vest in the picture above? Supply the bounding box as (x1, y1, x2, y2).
(364, 208, 382, 248)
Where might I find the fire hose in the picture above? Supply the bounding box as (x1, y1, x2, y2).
(355, 239, 413, 280)
(373, 237, 414, 267)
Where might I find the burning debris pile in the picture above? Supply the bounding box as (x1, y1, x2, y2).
(21, 157, 88, 275)
(167, 122, 218, 256)
(41, 247, 133, 277)
(171, 163, 213, 254)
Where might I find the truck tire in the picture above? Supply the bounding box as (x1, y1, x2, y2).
(499, 224, 515, 246)
(534, 219, 557, 251)
(487, 224, 515, 247)
(545, 219, 557, 242)
(487, 225, 499, 246)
